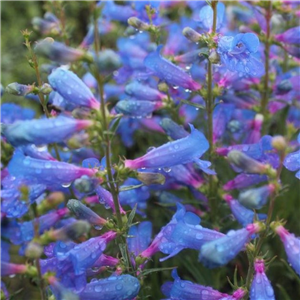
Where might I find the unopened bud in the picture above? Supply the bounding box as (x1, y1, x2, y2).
(137, 172, 165, 185)
(54, 220, 91, 240)
(95, 50, 122, 75)
(6, 82, 35, 96)
(228, 150, 267, 174)
(208, 50, 220, 64)
(272, 136, 287, 152)
(182, 27, 202, 43)
(25, 242, 43, 258)
(67, 199, 107, 227)
(158, 82, 169, 93)
(40, 83, 52, 95)
(276, 79, 293, 94)
(128, 17, 150, 31)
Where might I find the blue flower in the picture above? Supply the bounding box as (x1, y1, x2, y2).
(48, 67, 100, 110)
(115, 99, 163, 118)
(199, 223, 262, 268)
(275, 26, 300, 45)
(7, 150, 97, 188)
(101, 1, 137, 22)
(79, 274, 140, 300)
(250, 259, 275, 300)
(283, 133, 300, 179)
(224, 174, 268, 191)
(125, 81, 166, 101)
(199, 2, 225, 31)
(217, 33, 264, 77)
(2, 115, 93, 147)
(125, 124, 214, 174)
(224, 195, 266, 227)
(161, 269, 230, 300)
(160, 118, 189, 140)
(1, 103, 35, 124)
(144, 45, 201, 91)
(127, 221, 152, 256)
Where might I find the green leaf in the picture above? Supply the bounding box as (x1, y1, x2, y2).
(119, 243, 129, 268)
(140, 267, 175, 277)
(119, 184, 144, 192)
(127, 204, 137, 227)
(180, 99, 205, 110)
(110, 116, 123, 138)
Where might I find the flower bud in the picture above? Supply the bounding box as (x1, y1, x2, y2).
(67, 199, 107, 228)
(55, 220, 90, 241)
(272, 135, 287, 152)
(227, 150, 267, 174)
(238, 184, 275, 209)
(95, 50, 122, 75)
(128, 17, 150, 31)
(25, 242, 43, 258)
(1, 262, 28, 276)
(208, 50, 220, 64)
(6, 82, 35, 96)
(137, 172, 165, 185)
(34, 38, 93, 64)
(182, 27, 202, 43)
(39, 83, 52, 95)
(158, 82, 169, 93)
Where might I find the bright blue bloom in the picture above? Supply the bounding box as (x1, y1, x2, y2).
(275, 27, 300, 45)
(199, 2, 225, 31)
(127, 221, 152, 256)
(8, 150, 96, 187)
(250, 259, 275, 300)
(101, 1, 137, 22)
(2, 115, 92, 147)
(61, 231, 116, 276)
(125, 124, 215, 175)
(224, 174, 268, 190)
(224, 195, 266, 227)
(144, 45, 201, 91)
(119, 178, 150, 215)
(283, 133, 300, 179)
(1, 103, 35, 124)
(115, 99, 162, 118)
(238, 185, 274, 209)
(217, 33, 264, 77)
(49, 67, 100, 110)
(199, 223, 260, 268)
(79, 274, 140, 300)
(161, 269, 230, 300)
(160, 118, 189, 140)
(125, 81, 166, 101)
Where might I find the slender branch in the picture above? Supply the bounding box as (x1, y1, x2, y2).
(93, 9, 123, 229)
(260, 1, 272, 123)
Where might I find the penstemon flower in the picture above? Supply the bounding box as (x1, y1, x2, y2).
(125, 124, 214, 174)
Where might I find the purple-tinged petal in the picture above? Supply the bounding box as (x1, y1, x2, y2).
(49, 67, 100, 110)
(144, 45, 201, 91)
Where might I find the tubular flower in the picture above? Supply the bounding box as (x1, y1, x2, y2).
(250, 259, 275, 300)
(125, 81, 166, 101)
(2, 115, 92, 147)
(217, 33, 264, 77)
(115, 99, 163, 118)
(48, 67, 100, 110)
(224, 174, 268, 190)
(1, 262, 28, 277)
(199, 223, 263, 268)
(125, 124, 214, 174)
(224, 195, 266, 227)
(144, 45, 201, 91)
(283, 133, 300, 179)
(8, 150, 97, 187)
(273, 224, 300, 276)
(78, 274, 140, 300)
(160, 118, 189, 140)
(275, 26, 300, 45)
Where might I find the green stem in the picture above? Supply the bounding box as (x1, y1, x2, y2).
(261, 1, 272, 124)
(93, 10, 123, 230)
(206, 0, 217, 222)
